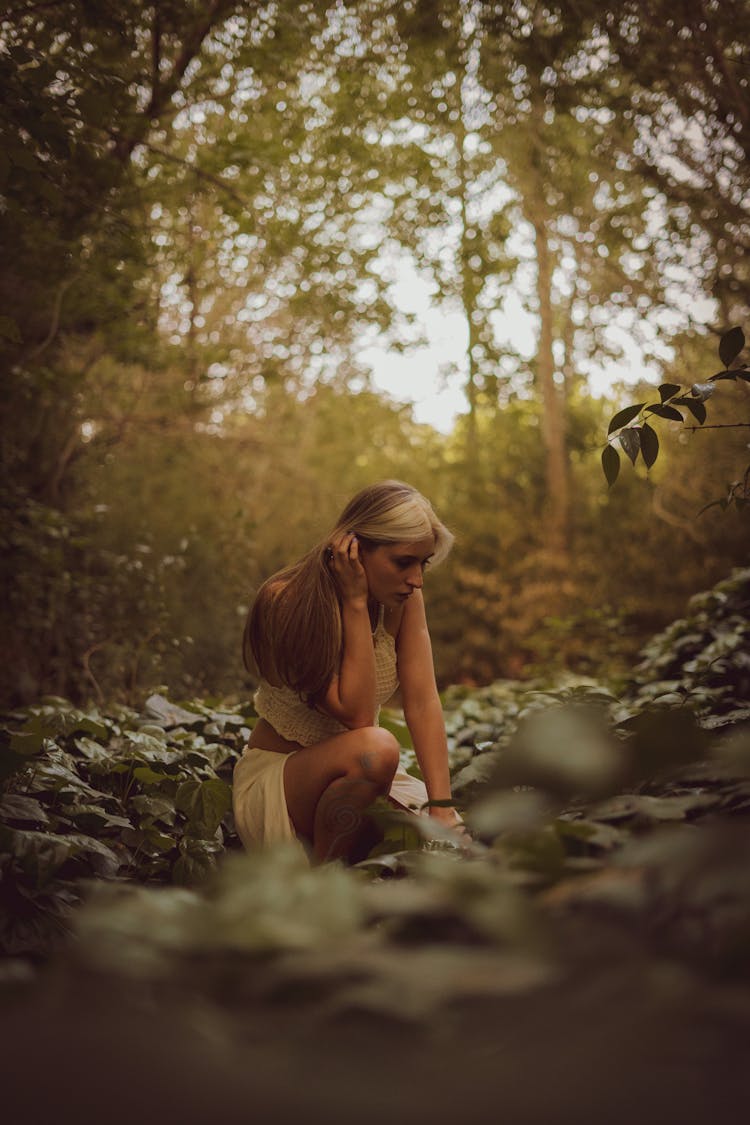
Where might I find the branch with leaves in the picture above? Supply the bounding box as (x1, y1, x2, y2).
(602, 327, 749, 511)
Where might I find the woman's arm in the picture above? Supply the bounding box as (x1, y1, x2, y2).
(319, 532, 377, 728)
(397, 591, 459, 824)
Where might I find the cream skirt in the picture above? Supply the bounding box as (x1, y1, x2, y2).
(231, 743, 433, 861)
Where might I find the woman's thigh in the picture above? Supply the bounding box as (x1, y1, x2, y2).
(283, 726, 400, 841)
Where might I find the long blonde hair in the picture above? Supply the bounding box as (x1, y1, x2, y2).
(243, 480, 453, 704)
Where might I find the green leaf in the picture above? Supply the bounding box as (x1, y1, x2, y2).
(4, 828, 75, 888)
(172, 836, 223, 885)
(174, 778, 232, 836)
(378, 710, 413, 748)
(719, 326, 745, 368)
(121, 825, 176, 855)
(607, 403, 645, 435)
(618, 427, 640, 465)
(658, 382, 681, 402)
(640, 422, 659, 469)
(644, 403, 684, 422)
(132, 765, 172, 786)
(602, 444, 620, 487)
(689, 382, 715, 401)
(0, 793, 50, 827)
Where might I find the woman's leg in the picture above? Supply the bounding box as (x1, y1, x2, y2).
(283, 727, 400, 863)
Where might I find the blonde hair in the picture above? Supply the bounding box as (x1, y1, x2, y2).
(244, 480, 453, 704)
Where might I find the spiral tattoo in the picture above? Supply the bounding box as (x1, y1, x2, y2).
(324, 799, 361, 847)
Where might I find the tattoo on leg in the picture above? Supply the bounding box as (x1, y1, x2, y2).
(323, 797, 361, 857)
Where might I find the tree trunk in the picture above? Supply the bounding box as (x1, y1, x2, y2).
(532, 214, 569, 556)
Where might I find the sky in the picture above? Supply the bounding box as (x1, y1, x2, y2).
(357, 263, 681, 434)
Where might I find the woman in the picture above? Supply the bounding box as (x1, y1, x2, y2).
(233, 480, 463, 864)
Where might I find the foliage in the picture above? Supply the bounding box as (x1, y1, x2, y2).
(0, 692, 253, 956)
(2, 0, 749, 705)
(1, 571, 748, 997)
(603, 327, 750, 504)
(627, 567, 750, 723)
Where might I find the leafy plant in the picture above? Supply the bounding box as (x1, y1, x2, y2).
(0, 694, 254, 956)
(602, 327, 749, 506)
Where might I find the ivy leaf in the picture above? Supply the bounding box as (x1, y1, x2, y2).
(644, 403, 684, 422)
(618, 427, 641, 465)
(640, 422, 659, 469)
(658, 382, 681, 402)
(602, 444, 620, 487)
(175, 778, 232, 837)
(690, 382, 716, 401)
(719, 326, 745, 368)
(607, 403, 645, 435)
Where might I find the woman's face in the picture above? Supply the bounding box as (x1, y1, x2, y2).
(360, 535, 435, 608)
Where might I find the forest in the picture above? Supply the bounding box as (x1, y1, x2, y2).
(1, 2, 749, 1123)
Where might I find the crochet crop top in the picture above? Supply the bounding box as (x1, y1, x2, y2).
(253, 604, 398, 747)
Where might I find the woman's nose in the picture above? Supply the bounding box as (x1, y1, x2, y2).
(407, 567, 423, 589)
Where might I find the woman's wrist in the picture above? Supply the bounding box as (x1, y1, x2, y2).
(341, 595, 369, 611)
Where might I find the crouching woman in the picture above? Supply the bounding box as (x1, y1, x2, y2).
(233, 480, 463, 864)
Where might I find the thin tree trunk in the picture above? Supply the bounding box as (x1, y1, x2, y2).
(532, 214, 569, 555)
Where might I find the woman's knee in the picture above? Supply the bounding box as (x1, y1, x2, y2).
(351, 726, 400, 788)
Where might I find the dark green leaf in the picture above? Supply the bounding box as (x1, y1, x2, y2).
(602, 444, 620, 487)
(618, 427, 641, 465)
(644, 404, 684, 422)
(175, 778, 232, 836)
(690, 382, 715, 401)
(658, 382, 681, 403)
(719, 326, 745, 368)
(640, 422, 659, 469)
(0, 794, 50, 827)
(607, 403, 645, 435)
(132, 765, 172, 786)
(675, 398, 707, 424)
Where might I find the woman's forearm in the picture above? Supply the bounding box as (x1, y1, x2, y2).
(404, 695, 453, 802)
(333, 598, 377, 726)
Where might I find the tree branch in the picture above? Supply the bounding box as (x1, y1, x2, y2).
(112, 0, 242, 163)
(135, 139, 250, 207)
(24, 272, 81, 361)
(3, 1, 68, 17)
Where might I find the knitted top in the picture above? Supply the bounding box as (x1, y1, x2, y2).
(253, 604, 399, 747)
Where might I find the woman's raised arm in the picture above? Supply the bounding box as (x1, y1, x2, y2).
(319, 532, 377, 728)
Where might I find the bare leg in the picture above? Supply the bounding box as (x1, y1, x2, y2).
(283, 727, 400, 863)
(311, 774, 383, 862)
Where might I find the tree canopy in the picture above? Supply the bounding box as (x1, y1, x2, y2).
(1, 0, 748, 706)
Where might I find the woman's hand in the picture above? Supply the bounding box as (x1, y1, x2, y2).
(428, 804, 473, 849)
(327, 531, 369, 605)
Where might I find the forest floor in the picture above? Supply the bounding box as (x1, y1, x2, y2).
(3, 571, 750, 1124)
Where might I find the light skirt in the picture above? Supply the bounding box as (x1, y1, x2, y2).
(231, 743, 432, 862)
